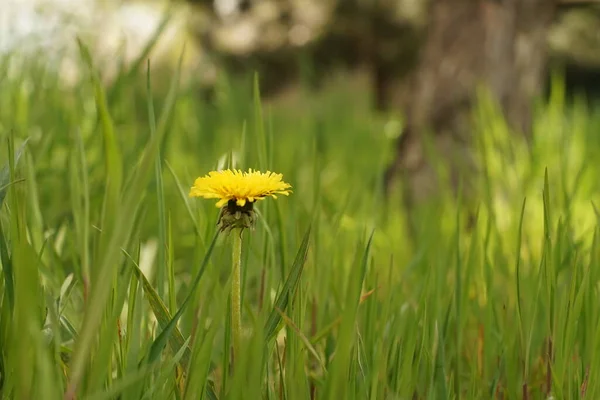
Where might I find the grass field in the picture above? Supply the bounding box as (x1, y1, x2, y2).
(2, 39, 600, 400)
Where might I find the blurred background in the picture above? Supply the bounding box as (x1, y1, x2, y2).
(3, 0, 600, 99)
(3, 0, 600, 89)
(3, 0, 600, 247)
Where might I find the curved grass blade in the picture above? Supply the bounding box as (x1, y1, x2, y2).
(264, 225, 311, 342)
(123, 249, 190, 366)
(275, 306, 326, 372)
(323, 230, 374, 399)
(145, 231, 219, 364)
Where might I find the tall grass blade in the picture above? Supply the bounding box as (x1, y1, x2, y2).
(324, 230, 374, 399)
(147, 60, 168, 300)
(264, 226, 311, 342)
(76, 38, 123, 224)
(0, 137, 29, 207)
(145, 232, 219, 364)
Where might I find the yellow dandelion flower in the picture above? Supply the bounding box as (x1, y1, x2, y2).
(190, 168, 292, 232)
(189, 168, 292, 207)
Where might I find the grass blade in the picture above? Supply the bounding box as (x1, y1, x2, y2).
(0, 137, 29, 207)
(147, 60, 168, 300)
(264, 225, 311, 342)
(145, 232, 219, 364)
(76, 38, 123, 224)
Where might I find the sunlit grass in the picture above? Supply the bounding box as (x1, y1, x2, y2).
(1, 39, 600, 400)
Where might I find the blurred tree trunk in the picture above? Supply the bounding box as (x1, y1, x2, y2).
(384, 0, 557, 228)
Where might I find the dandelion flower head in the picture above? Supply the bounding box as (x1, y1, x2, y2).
(189, 168, 292, 208)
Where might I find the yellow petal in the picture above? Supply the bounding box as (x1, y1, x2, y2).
(216, 198, 229, 208)
(236, 198, 246, 207)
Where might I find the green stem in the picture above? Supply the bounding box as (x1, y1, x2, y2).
(231, 229, 243, 361)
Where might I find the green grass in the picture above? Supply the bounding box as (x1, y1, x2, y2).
(2, 38, 600, 400)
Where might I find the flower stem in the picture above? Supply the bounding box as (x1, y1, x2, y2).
(231, 229, 243, 362)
